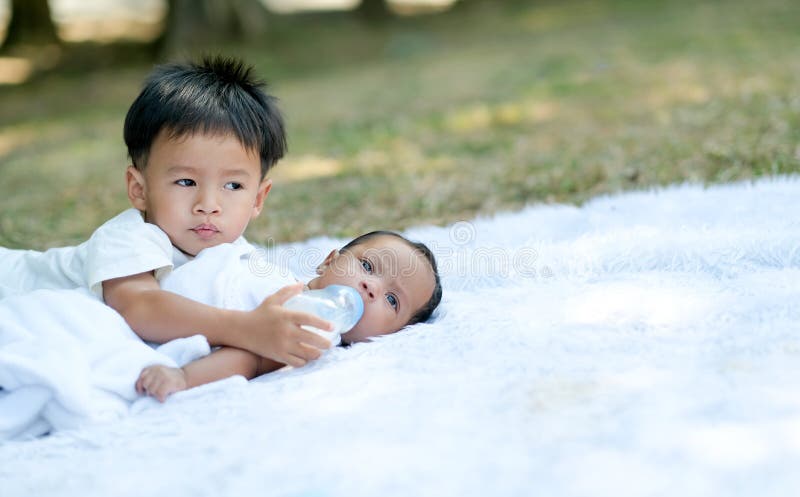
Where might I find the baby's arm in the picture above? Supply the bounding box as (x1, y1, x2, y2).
(136, 347, 285, 402)
(103, 272, 333, 367)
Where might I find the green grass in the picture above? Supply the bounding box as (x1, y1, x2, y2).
(1, 0, 799, 249)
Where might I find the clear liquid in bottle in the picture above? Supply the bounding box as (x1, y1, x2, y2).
(283, 285, 364, 346)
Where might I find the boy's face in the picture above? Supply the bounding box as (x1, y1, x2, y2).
(309, 235, 436, 343)
(126, 131, 271, 256)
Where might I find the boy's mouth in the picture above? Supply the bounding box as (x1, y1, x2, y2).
(191, 223, 220, 240)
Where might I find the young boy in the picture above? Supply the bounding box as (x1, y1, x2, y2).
(136, 231, 443, 402)
(0, 56, 332, 368)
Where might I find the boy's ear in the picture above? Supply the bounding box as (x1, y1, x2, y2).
(251, 178, 273, 218)
(126, 166, 147, 211)
(316, 249, 339, 274)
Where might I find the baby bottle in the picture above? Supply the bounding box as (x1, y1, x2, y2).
(283, 285, 364, 347)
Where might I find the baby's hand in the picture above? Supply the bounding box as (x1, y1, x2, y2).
(136, 365, 188, 403)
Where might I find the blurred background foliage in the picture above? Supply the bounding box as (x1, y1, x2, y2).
(0, 0, 798, 249)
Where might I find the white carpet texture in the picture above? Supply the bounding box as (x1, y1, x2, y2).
(2, 177, 799, 497)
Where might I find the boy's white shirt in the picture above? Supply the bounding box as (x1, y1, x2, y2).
(0, 209, 251, 300)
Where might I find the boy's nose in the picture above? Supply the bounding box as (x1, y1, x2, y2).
(194, 189, 221, 215)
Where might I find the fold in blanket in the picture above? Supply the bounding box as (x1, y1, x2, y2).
(0, 288, 208, 439)
(0, 243, 293, 440)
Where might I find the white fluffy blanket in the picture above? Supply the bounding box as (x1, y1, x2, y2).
(1, 178, 798, 497)
(0, 243, 291, 441)
(0, 289, 211, 439)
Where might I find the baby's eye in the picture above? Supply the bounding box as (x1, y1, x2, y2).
(361, 259, 373, 273)
(224, 182, 243, 191)
(176, 179, 196, 187)
(386, 293, 398, 311)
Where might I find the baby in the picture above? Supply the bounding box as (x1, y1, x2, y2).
(136, 230, 442, 402)
(0, 230, 440, 439)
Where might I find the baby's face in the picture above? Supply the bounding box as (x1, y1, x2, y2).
(308, 236, 436, 343)
(127, 130, 270, 256)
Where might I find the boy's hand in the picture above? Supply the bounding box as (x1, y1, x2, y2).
(136, 365, 188, 403)
(239, 283, 334, 368)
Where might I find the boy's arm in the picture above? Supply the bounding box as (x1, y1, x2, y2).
(103, 272, 334, 368)
(136, 347, 286, 402)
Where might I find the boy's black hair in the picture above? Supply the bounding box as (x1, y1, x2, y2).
(124, 55, 286, 178)
(341, 230, 443, 327)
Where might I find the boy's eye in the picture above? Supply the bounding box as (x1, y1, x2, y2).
(176, 179, 196, 187)
(224, 182, 243, 191)
(386, 293, 398, 311)
(361, 259, 373, 273)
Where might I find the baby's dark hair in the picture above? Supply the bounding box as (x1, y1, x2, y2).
(124, 55, 286, 178)
(341, 230, 442, 326)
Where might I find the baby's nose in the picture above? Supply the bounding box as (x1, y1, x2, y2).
(360, 280, 376, 301)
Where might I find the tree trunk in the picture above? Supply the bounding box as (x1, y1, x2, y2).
(156, 0, 271, 58)
(2, 0, 59, 51)
(357, 0, 392, 22)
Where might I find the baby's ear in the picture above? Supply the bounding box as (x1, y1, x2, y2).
(316, 249, 339, 274)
